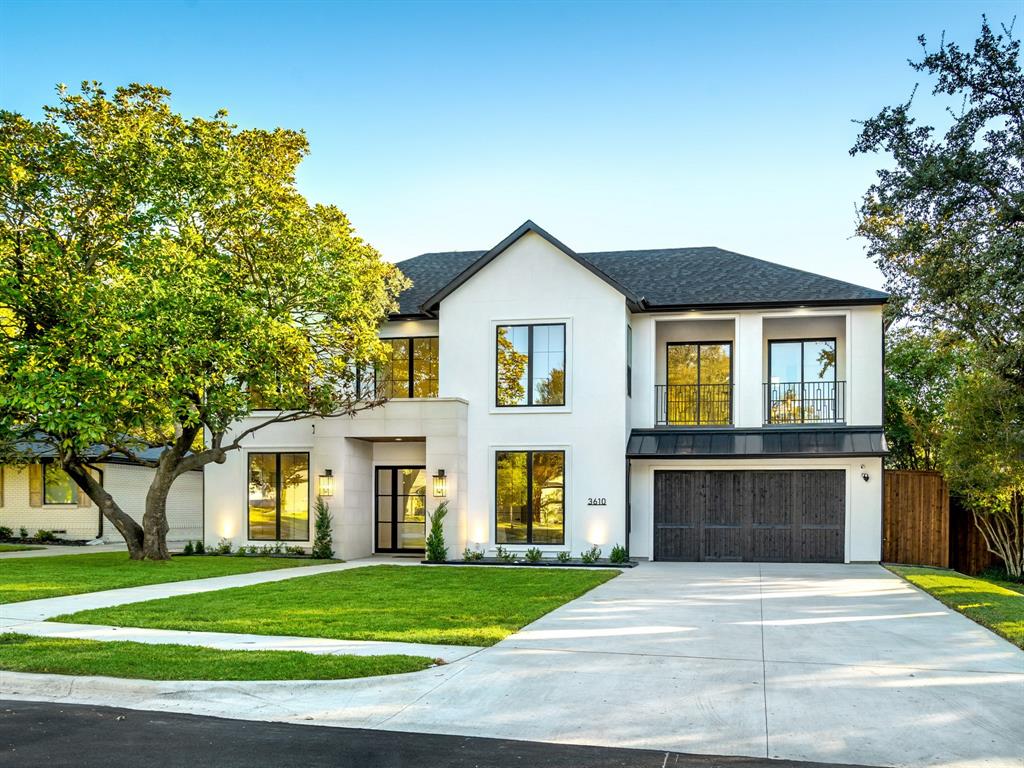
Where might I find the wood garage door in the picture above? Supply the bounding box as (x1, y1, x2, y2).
(653, 470, 845, 562)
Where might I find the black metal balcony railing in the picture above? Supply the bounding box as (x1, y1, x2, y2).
(764, 381, 845, 424)
(656, 384, 733, 426)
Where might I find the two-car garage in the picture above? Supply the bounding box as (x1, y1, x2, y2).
(627, 427, 887, 564)
(652, 469, 846, 562)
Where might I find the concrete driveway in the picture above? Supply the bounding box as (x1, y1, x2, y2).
(5, 563, 1023, 767)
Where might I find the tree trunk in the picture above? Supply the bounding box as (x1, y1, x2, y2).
(62, 460, 145, 560)
(142, 467, 174, 561)
(972, 499, 1024, 578)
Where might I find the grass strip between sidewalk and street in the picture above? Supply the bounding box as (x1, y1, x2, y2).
(0, 552, 337, 604)
(56, 565, 619, 647)
(887, 565, 1024, 649)
(0, 544, 44, 553)
(0, 633, 435, 681)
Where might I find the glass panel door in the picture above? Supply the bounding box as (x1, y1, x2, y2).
(375, 466, 427, 552)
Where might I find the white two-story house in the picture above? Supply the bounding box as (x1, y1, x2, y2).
(204, 221, 887, 563)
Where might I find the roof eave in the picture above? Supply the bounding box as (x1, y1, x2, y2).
(636, 296, 888, 313)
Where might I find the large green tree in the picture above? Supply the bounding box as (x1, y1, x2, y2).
(0, 83, 407, 559)
(851, 18, 1023, 387)
(854, 20, 1024, 575)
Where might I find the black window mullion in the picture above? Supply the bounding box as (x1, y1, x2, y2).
(527, 326, 534, 406)
(274, 453, 282, 540)
(526, 451, 534, 543)
(391, 468, 398, 550)
(696, 344, 703, 425)
(403, 339, 411, 399)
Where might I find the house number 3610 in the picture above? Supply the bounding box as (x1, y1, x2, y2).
(586, 497, 607, 506)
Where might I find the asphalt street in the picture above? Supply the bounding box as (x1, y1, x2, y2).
(0, 700, 874, 768)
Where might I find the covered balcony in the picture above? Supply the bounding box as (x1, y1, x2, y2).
(763, 320, 846, 425)
(654, 319, 734, 427)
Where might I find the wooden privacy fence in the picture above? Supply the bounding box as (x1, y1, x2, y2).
(882, 469, 1000, 574)
(883, 470, 949, 568)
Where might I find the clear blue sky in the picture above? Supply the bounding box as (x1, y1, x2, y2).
(1, 1, 1016, 288)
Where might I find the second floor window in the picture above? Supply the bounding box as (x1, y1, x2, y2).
(377, 337, 439, 399)
(496, 323, 565, 407)
(767, 338, 839, 423)
(665, 342, 732, 425)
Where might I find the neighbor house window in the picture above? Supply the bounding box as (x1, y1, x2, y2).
(375, 337, 439, 399)
(767, 338, 838, 423)
(495, 450, 565, 545)
(43, 463, 77, 505)
(496, 324, 565, 406)
(247, 452, 309, 541)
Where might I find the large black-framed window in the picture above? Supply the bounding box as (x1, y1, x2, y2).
(496, 323, 565, 407)
(495, 450, 565, 545)
(371, 337, 439, 399)
(247, 452, 310, 541)
(664, 341, 733, 425)
(767, 338, 839, 424)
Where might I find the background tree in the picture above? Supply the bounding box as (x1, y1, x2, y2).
(883, 329, 965, 470)
(854, 19, 1023, 576)
(851, 18, 1023, 388)
(0, 83, 407, 559)
(940, 370, 1024, 577)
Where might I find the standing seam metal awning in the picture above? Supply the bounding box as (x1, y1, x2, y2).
(626, 428, 887, 459)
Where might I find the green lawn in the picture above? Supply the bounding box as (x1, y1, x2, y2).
(0, 552, 336, 604)
(57, 565, 618, 647)
(888, 565, 1024, 649)
(0, 544, 44, 553)
(0, 633, 433, 681)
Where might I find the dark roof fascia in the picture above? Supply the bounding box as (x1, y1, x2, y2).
(419, 220, 643, 314)
(636, 297, 888, 313)
(625, 427, 888, 460)
(387, 312, 434, 321)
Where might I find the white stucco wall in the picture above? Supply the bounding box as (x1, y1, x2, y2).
(0, 464, 203, 543)
(438, 231, 630, 554)
(628, 457, 883, 562)
(204, 399, 467, 559)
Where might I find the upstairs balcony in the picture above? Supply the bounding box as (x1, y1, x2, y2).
(655, 384, 733, 426)
(763, 380, 846, 424)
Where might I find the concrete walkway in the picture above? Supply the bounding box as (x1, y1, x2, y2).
(3, 563, 1023, 767)
(0, 543, 129, 559)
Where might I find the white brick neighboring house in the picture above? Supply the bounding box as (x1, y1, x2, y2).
(205, 221, 889, 564)
(0, 460, 203, 544)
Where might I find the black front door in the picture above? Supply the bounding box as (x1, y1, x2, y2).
(375, 466, 427, 553)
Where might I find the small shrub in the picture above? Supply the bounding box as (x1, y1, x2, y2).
(19, 527, 28, 539)
(285, 545, 305, 555)
(462, 546, 483, 561)
(235, 545, 249, 556)
(182, 541, 194, 555)
(525, 547, 543, 563)
(556, 550, 572, 563)
(425, 501, 449, 562)
(494, 545, 515, 563)
(215, 538, 233, 555)
(193, 539, 206, 555)
(36, 529, 57, 543)
(609, 544, 628, 564)
(272, 541, 283, 554)
(0, 526, 13, 539)
(311, 496, 334, 559)
(580, 545, 602, 564)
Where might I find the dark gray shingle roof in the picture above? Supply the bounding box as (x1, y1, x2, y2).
(626, 427, 887, 459)
(392, 227, 886, 316)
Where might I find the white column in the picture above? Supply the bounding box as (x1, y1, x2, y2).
(735, 313, 763, 427)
